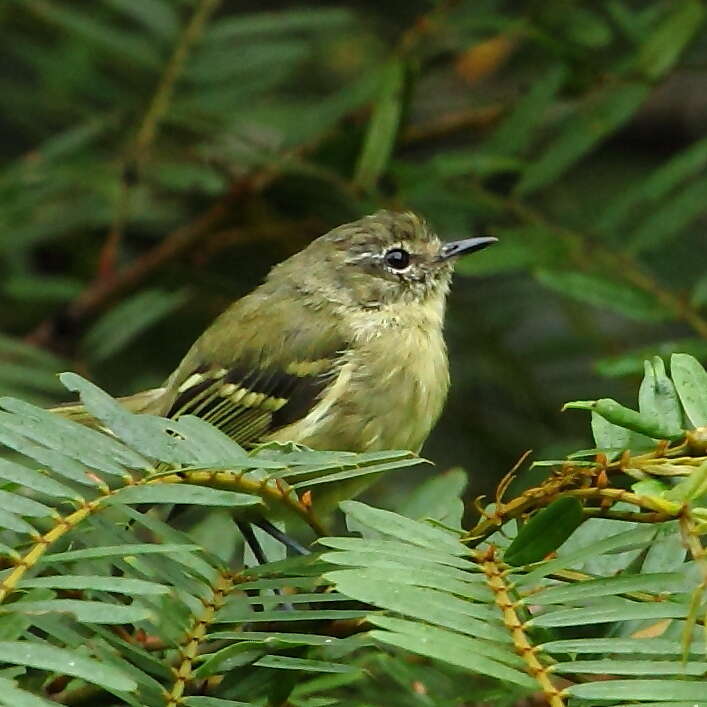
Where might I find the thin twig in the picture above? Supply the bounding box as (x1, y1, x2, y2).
(24, 0, 475, 354)
(98, 0, 222, 278)
(402, 104, 503, 143)
(133, 0, 222, 164)
(25, 142, 319, 352)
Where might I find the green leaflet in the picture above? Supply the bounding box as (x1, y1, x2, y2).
(0, 401, 141, 478)
(504, 496, 583, 566)
(516, 82, 649, 195)
(206, 7, 353, 42)
(664, 460, 707, 502)
(671, 353, 707, 427)
(551, 659, 707, 676)
(692, 274, 707, 307)
(183, 699, 257, 707)
(18, 575, 169, 595)
(591, 411, 631, 453)
(642, 524, 688, 573)
(567, 679, 707, 701)
(541, 637, 707, 656)
(638, 357, 684, 438)
(319, 549, 485, 588)
(2, 600, 153, 625)
(0, 679, 57, 707)
(353, 58, 405, 191)
(627, 175, 707, 253)
(634, 0, 704, 80)
(82, 288, 189, 363)
(0, 459, 82, 501)
(369, 615, 524, 669)
(371, 629, 535, 689)
(321, 565, 492, 602)
(214, 609, 369, 624)
(207, 631, 340, 647)
(59, 373, 196, 464)
(193, 642, 266, 679)
(0, 641, 135, 692)
(24, 0, 162, 68)
(42, 543, 200, 563)
(105, 484, 261, 508)
(529, 572, 684, 605)
(529, 600, 690, 628)
(103, 0, 179, 41)
(253, 656, 359, 673)
(535, 269, 670, 323)
(599, 136, 707, 234)
(291, 456, 421, 488)
(339, 500, 467, 554)
(398, 467, 467, 528)
(318, 536, 473, 568)
(0, 490, 54, 518)
(484, 64, 567, 155)
(327, 572, 510, 643)
(0, 510, 38, 536)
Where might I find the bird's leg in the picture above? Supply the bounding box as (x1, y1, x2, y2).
(252, 518, 311, 556)
(236, 520, 268, 566)
(237, 520, 297, 613)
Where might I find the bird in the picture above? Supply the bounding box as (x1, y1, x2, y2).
(54, 210, 496, 554)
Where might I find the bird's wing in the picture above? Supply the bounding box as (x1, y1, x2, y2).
(164, 355, 340, 446)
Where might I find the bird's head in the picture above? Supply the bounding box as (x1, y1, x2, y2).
(280, 210, 497, 309)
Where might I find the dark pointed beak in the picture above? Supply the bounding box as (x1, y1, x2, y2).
(439, 236, 498, 261)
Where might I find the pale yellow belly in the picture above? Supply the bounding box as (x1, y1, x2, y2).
(269, 323, 449, 513)
(273, 326, 449, 452)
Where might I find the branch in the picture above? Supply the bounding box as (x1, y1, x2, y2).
(99, 0, 223, 280)
(679, 508, 707, 654)
(402, 104, 503, 144)
(132, 0, 222, 165)
(477, 545, 566, 707)
(488, 190, 707, 340)
(154, 469, 329, 537)
(166, 569, 239, 707)
(24, 0, 474, 355)
(25, 141, 321, 354)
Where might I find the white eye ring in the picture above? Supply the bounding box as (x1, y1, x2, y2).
(384, 248, 410, 270)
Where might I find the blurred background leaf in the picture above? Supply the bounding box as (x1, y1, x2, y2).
(1, 0, 706, 509)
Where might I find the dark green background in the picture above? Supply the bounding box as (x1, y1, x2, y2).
(2, 0, 706, 505)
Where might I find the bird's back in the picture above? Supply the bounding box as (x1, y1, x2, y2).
(154, 276, 449, 455)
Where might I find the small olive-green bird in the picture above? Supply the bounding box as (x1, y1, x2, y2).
(57, 210, 495, 516)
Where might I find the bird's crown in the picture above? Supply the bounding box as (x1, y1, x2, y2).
(269, 210, 496, 309)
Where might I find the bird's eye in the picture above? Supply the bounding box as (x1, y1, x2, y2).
(384, 248, 410, 270)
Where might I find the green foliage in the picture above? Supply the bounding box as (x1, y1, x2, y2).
(0, 356, 704, 703)
(503, 496, 583, 566)
(0, 0, 707, 491)
(3, 0, 707, 504)
(2, 0, 707, 703)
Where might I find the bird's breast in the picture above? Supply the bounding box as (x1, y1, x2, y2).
(352, 321, 450, 451)
(277, 300, 450, 453)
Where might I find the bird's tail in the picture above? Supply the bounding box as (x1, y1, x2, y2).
(49, 387, 167, 427)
